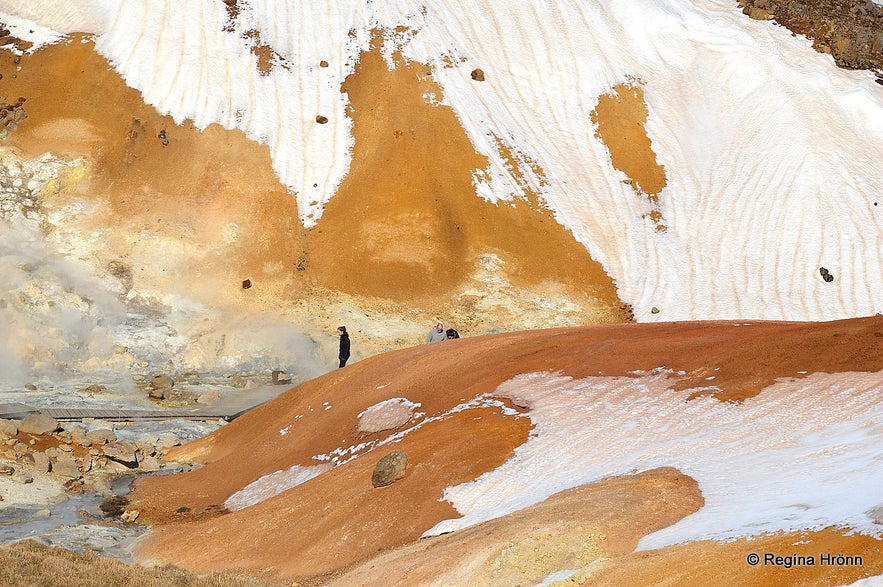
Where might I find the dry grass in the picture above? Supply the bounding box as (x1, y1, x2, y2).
(0, 540, 280, 587)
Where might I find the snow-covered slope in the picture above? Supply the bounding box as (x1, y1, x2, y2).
(2, 0, 880, 323)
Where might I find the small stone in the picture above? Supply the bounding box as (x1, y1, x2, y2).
(11, 469, 33, 484)
(149, 374, 174, 390)
(372, 450, 408, 488)
(155, 433, 182, 449)
(121, 509, 140, 523)
(471, 68, 485, 81)
(315, 115, 328, 124)
(82, 384, 108, 395)
(651, 307, 660, 314)
(0, 464, 14, 475)
(138, 455, 162, 472)
(197, 390, 221, 405)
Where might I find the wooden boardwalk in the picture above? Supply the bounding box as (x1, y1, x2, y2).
(0, 384, 290, 423)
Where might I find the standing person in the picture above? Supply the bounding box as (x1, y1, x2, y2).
(426, 322, 446, 343)
(337, 326, 350, 368)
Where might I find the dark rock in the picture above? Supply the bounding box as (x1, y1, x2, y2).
(471, 68, 485, 81)
(316, 115, 329, 124)
(372, 450, 408, 488)
(99, 495, 130, 517)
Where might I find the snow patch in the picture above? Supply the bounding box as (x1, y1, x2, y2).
(357, 397, 423, 433)
(425, 370, 883, 548)
(224, 463, 332, 511)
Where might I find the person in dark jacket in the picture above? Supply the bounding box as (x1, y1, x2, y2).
(445, 328, 460, 339)
(336, 326, 350, 368)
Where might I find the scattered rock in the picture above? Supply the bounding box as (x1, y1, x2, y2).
(316, 115, 329, 124)
(84, 474, 113, 496)
(31, 452, 50, 473)
(11, 469, 33, 484)
(197, 390, 221, 405)
(18, 413, 60, 435)
(102, 442, 138, 467)
(149, 374, 175, 391)
(319, 60, 329, 67)
(68, 425, 92, 447)
(820, 267, 834, 282)
(86, 428, 116, 445)
(82, 384, 109, 395)
(651, 306, 660, 314)
(99, 495, 130, 517)
(746, 6, 775, 19)
(134, 440, 156, 457)
(0, 419, 18, 437)
(242, 278, 252, 289)
(0, 464, 14, 475)
(121, 509, 140, 523)
(471, 68, 485, 81)
(272, 370, 292, 385)
(372, 450, 408, 488)
(138, 455, 162, 472)
(51, 460, 81, 479)
(154, 433, 182, 449)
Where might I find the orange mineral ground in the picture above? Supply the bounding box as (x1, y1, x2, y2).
(129, 316, 883, 586)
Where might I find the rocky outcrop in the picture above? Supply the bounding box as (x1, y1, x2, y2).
(737, 0, 883, 82)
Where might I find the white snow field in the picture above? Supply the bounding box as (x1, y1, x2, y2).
(0, 0, 880, 323)
(425, 369, 883, 548)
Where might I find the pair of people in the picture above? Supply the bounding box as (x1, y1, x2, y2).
(426, 322, 460, 343)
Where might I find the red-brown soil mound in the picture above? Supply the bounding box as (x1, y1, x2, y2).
(128, 316, 883, 585)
